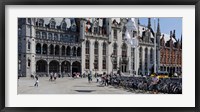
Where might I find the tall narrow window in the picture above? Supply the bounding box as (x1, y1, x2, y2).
(36, 31, 40, 38)
(85, 41, 90, 69)
(62, 22, 67, 30)
(42, 32, 46, 39)
(131, 48, 135, 71)
(114, 29, 117, 39)
(113, 43, 117, 69)
(38, 19, 44, 27)
(48, 33, 52, 40)
(122, 43, 127, 58)
(102, 42, 107, 69)
(150, 48, 153, 64)
(50, 20, 56, 29)
(28, 59, 31, 67)
(94, 41, 99, 69)
(54, 34, 58, 41)
(145, 47, 148, 74)
(28, 40, 31, 50)
(139, 47, 143, 74)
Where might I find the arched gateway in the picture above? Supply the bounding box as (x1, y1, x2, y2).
(72, 61, 81, 74)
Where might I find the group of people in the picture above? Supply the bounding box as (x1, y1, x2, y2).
(49, 72, 58, 81)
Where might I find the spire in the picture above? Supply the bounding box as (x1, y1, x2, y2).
(156, 18, 161, 36)
(148, 18, 151, 29)
(181, 34, 182, 44)
(170, 31, 173, 38)
(173, 30, 176, 40)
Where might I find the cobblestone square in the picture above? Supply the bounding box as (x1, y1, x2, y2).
(18, 77, 135, 94)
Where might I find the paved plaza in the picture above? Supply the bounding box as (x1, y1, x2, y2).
(18, 77, 136, 94)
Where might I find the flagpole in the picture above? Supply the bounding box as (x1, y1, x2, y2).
(154, 18, 157, 74)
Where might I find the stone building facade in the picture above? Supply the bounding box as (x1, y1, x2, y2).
(18, 17, 182, 77)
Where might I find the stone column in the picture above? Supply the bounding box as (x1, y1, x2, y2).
(142, 47, 145, 75)
(54, 44, 55, 55)
(47, 62, 49, 76)
(41, 43, 43, 54)
(70, 62, 73, 76)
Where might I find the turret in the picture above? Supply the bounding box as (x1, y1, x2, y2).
(79, 19, 85, 41)
(106, 18, 112, 44)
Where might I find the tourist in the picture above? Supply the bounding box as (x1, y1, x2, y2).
(54, 73, 57, 81)
(88, 73, 91, 83)
(34, 75, 39, 87)
(151, 73, 159, 94)
(49, 72, 53, 81)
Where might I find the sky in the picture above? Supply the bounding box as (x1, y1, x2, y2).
(139, 18, 182, 40)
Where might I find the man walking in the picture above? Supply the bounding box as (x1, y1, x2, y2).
(34, 75, 39, 87)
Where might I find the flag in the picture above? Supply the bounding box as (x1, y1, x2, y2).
(124, 30, 138, 48)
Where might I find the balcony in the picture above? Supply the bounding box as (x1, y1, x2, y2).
(35, 54, 81, 60)
(85, 32, 108, 39)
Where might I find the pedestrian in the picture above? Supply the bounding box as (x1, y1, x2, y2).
(151, 73, 159, 94)
(54, 72, 57, 81)
(49, 72, 53, 81)
(88, 73, 91, 83)
(34, 75, 39, 87)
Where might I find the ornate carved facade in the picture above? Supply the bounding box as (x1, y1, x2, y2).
(18, 17, 182, 77)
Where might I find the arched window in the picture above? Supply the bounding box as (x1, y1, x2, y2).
(66, 46, 71, 56)
(28, 59, 31, 67)
(77, 47, 81, 56)
(73, 47, 76, 56)
(49, 44, 54, 55)
(113, 43, 118, 69)
(48, 33, 52, 40)
(42, 44, 48, 54)
(61, 22, 67, 30)
(54, 34, 58, 41)
(102, 42, 107, 69)
(28, 40, 31, 50)
(50, 19, 56, 29)
(36, 43, 41, 54)
(36, 31, 40, 38)
(55, 45, 60, 55)
(94, 41, 99, 69)
(42, 32, 47, 39)
(62, 46, 65, 56)
(38, 19, 44, 27)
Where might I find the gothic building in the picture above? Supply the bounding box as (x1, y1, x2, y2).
(18, 17, 182, 77)
(18, 18, 82, 77)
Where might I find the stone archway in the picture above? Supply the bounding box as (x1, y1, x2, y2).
(36, 60, 47, 72)
(72, 61, 81, 74)
(61, 61, 70, 73)
(49, 60, 59, 73)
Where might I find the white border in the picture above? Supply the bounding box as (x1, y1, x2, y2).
(5, 5, 195, 107)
